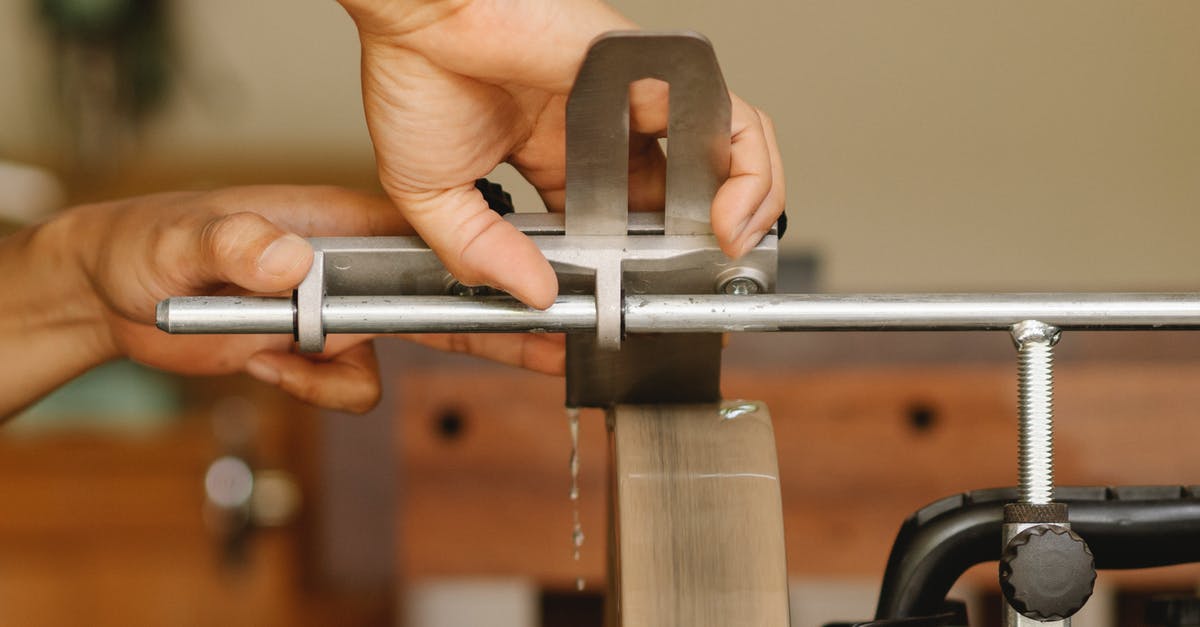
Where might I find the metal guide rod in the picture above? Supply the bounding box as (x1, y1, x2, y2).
(157, 292, 1200, 335)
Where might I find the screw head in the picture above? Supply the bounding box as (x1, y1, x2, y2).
(1011, 320, 1062, 347)
(721, 276, 762, 296)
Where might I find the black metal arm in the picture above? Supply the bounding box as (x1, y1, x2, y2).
(874, 485, 1200, 621)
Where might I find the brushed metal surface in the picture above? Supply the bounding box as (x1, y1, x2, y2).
(610, 402, 790, 627)
(565, 31, 730, 236)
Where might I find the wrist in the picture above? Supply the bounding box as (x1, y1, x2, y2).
(29, 206, 121, 364)
(0, 205, 120, 417)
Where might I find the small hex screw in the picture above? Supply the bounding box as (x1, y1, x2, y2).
(721, 276, 762, 296)
(448, 281, 488, 297)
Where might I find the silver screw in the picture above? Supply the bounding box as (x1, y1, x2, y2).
(721, 276, 761, 296)
(1010, 320, 1061, 505)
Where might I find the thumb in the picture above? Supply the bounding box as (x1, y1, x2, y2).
(395, 184, 558, 309)
(181, 211, 313, 294)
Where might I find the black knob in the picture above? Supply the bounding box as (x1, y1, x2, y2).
(474, 178, 515, 216)
(999, 524, 1096, 621)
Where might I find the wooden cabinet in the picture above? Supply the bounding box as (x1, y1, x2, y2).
(398, 354, 1200, 591)
(12, 342, 1195, 624)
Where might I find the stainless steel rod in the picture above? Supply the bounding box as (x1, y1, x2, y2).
(321, 296, 596, 333)
(157, 293, 1200, 335)
(627, 293, 1200, 332)
(156, 297, 295, 334)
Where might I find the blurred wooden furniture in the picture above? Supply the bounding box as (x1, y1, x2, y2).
(0, 150, 392, 626)
(0, 379, 388, 627)
(398, 340, 1200, 596)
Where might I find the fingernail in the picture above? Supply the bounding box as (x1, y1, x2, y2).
(257, 234, 311, 277)
(245, 358, 281, 385)
(739, 229, 768, 257)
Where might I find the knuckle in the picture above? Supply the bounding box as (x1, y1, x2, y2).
(751, 170, 773, 200)
(150, 222, 184, 267)
(453, 210, 505, 268)
(148, 215, 209, 290)
(201, 212, 266, 261)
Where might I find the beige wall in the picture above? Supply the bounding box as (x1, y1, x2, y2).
(614, 0, 1200, 292)
(0, 3, 53, 156)
(141, 0, 371, 164)
(3, 1, 1199, 292)
(0, 0, 372, 165)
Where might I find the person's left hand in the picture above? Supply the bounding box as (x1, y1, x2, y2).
(69, 185, 565, 413)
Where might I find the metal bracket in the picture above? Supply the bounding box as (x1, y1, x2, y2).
(285, 213, 776, 354)
(561, 31, 759, 407)
(563, 31, 732, 352)
(566, 31, 730, 236)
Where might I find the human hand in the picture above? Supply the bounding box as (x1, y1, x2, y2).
(339, 0, 785, 308)
(67, 185, 564, 413)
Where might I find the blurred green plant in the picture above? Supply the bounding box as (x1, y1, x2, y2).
(38, 0, 171, 121)
(11, 360, 183, 434)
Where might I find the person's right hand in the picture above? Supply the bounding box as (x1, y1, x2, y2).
(338, 0, 786, 309)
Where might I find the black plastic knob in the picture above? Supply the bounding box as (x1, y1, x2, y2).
(999, 524, 1096, 621)
(475, 178, 515, 216)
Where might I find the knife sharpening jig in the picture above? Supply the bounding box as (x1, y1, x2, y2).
(158, 31, 1200, 627)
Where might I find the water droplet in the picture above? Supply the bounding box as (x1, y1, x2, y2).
(572, 527, 585, 552)
(719, 401, 760, 420)
(567, 407, 585, 582)
(568, 407, 581, 501)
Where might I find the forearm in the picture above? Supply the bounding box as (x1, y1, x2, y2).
(0, 210, 116, 419)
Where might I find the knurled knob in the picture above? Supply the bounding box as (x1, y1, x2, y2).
(999, 524, 1096, 621)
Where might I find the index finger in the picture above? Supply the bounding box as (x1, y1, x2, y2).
(710, 96, 786, 258)
(390, 183, 559, 310)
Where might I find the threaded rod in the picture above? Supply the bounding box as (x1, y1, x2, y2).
(1011, 320, 1059, 505)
